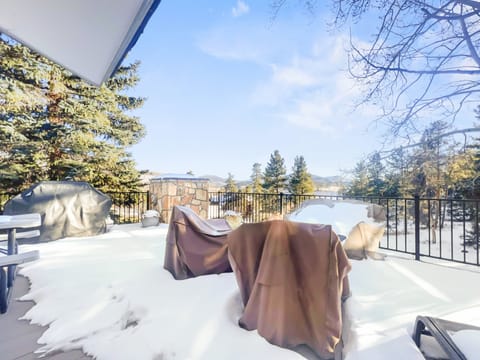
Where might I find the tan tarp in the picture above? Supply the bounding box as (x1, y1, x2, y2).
(164, 206, 232, 280)
(343, 222, 387, 260)
(227, 220, 351, 359)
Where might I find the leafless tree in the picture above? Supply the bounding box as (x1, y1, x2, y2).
(273, 0, 480, 139)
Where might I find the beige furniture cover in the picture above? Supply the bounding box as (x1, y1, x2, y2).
(343, 221, 386, 260)
(164, 206, 232, 280)
(227, 220, 351, 358)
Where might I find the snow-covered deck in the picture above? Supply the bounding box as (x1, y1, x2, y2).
(2, 222, 480, 359)
(0, 275, 91, 360)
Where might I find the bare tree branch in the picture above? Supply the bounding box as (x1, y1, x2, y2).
(272, 0, 480, 139)
(378, 127, 480, 156)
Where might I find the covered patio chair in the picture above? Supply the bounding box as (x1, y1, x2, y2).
(164, 206, 233, 280)
(227, 220, 351, 359)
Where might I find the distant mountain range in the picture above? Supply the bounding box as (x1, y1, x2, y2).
(140, 172, 344, 191)
(201, 174, 345, 191)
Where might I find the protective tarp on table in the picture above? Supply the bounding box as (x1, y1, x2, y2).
(286, 198, 386, 239)
(164, 205, 233, 280)
(4, 181, 111, 243)
(227, 220, 351, 359)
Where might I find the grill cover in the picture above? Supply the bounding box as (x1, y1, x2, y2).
(227, 220, 351, 358)
(4, 181, 111, 242)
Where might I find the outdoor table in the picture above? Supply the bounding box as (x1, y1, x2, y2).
(0, 213, 41, 313)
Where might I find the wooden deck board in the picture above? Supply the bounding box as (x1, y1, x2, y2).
(0, 275, 92, 360)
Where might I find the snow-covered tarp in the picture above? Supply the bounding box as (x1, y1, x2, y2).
(286, 199, 385, 238)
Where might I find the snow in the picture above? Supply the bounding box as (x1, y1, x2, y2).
(288, 200, 480, 266)
(18, 225, 303, 360)
(151, 173, 208, 181)
(286, 201, 382, 237)
(343, 254, 480, 359)
(142, 210, 159, 218)
(16, 220, 480, 359)
(451, 330, 480, 359)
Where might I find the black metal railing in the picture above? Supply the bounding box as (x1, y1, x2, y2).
(107, 191, 150, 224)
(0, 191, 150, 224)
(2, 187, 479, 266)
(208, 192, 480, 267)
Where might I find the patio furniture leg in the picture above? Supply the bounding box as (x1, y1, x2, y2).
(0, 251, 39, 314)
(7, 228, 17, 287)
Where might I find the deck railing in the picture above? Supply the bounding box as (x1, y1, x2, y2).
(2, 189, 479, 266)
(208, 192, 480, 267)
(0, 191, 150, 225)
(107, 191, 150, 224)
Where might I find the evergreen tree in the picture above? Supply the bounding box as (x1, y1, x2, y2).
(384, 148, 409, 197)
(457, 115, 480, 247)
(224, 173, 238, 192)
(407, 121, 450, 198)
(365, 152, 387, 196)
(344, 160, 369, 196)
(458, 113, 480, 199)
(0, 36, 145, 193)
(243, 184, 253, 193)
(263, 150, 287, 193)
(288, 156, 315, 195)
(250, 162, 263, 193)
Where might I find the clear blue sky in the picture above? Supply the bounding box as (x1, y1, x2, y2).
(124, 1, 402, 180)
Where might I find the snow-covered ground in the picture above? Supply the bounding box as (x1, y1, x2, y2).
(14, 220, 480, 360)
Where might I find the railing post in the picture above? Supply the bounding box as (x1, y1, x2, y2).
(414, 194, 420, 261)
(279, 192, 284, 215)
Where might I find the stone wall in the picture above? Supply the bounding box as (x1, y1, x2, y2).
(149, 175, 209, 223)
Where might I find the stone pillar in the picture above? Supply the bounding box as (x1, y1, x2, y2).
(149, 174, 209, 223)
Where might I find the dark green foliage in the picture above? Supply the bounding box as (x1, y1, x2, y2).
(0, 36, 145, 193)
(263, 150, 287, 193)
(224, 172, 238, 192)
(365, 152, 388, 196)
(250, 163, 263, 193)
(383, 148, 408, 197)
(344, 160, 369, 196)
(288, 155, 315, 195)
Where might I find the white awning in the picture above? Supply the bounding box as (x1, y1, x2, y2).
(0, 0, 161, 86)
